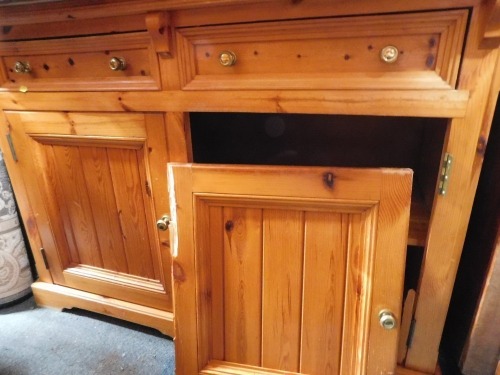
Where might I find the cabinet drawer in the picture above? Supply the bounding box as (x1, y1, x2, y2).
(0, 32, 161, 91)
(177, 10, 467, 91)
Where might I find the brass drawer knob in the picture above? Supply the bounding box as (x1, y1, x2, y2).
(109, 57, 127, 71)
(156, 214, 171, 231)
(13, 61, 31, 74)
(219, 50, 237, 67)
(379, 310, 397, 330)
(380, 45, 399, 64)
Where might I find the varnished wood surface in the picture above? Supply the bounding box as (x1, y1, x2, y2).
(481, 0, 500, 48)
(3, 111, 174, 311)
(169, 164, 412, 374)
(0, 0, 480, 26)
(32, 281, 174, 337)
(0, 0, 498, 372)
(405, 6, 500, 372)
(201, 361, 435, 375)
(0, 90, 470, 118)
(177, 10, 467, 91)
(0, 32, 160, 91)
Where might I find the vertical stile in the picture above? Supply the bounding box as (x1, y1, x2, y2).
(143, 114, 172, 284)
(137, 140, 162, 280)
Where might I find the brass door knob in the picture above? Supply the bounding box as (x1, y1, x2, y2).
(156, 214, 171, 231)
(380, 45, 399, 64)
(109, 57, 127, 71)
(219, 50, 237, 67)
(13, 61, 31, 74)
(379, 310, 397, 330)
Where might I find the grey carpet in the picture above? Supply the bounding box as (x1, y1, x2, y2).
(0, 296, 175, 375)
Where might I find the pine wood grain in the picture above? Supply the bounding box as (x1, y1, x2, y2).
(52, 145, 103, 268)
(167, 163, 199, 374)
(300, 212, 346, 374)
(107, 148, 155, 279)
(223, 207, 263, 366)
(2, 110, 174, 315)
(0, 32, 160, 92)
(405, 6, 500, 370)
(0, 114, 52, 282)
(31, 281, 174, 336)
(366, 170, 412, 374)
(0, 0, 479, 26)
(209, 207, 225, 361)
(177, 10, 466, 91)
(170, 164, 412, 374)
(80, 147, 129, 273)
(144, 114, 173, 303)
(0, 90, 469, 118)
(261, 209, 303, 372)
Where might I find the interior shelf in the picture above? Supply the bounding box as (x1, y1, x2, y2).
(409, 197, 431, 247)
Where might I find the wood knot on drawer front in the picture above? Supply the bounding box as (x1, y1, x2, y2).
(323, 172, 335, 189)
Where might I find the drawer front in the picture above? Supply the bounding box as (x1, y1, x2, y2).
(177, 10, 467, 91)
(0, 32, 160, 91)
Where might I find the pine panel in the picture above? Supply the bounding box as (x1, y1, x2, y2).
(262, 209, 303, 372)
(107, 148, 155, 279)
(79, 146, 129, 273)
(223, 207, 263, 366)
(51, 145, 103, 268)
(300, 212, 347, 374)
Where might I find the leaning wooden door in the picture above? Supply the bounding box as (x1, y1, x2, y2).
(169, 164, 412, 375)
(4, 111, 172, 311)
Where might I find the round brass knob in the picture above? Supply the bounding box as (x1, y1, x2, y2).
(156, 214, 171, 231)
(219, 50, 237, 67)
(13, 61, 31, 74)
(109, 57, 127, 71)
(380, 45, 399, 64)
(379, 310, 397, 330)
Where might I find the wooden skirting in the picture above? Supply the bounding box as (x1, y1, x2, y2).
(31, 281, 174, 337)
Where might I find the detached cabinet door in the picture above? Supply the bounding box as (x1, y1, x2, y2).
(169, 164, 412, 375)
(5, 111, 172, 311)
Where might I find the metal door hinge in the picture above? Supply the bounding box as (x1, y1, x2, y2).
(40, 248, 49, 269)
(438, 153, 453, 195)
(406, 318, 417, 348)
(6, 133, 18, 162)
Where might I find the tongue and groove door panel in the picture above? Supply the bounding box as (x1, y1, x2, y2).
(168, 164, 412, 375)
(4, 111, 172, 311)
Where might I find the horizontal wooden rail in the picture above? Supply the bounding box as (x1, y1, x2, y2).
(0, 89, 469, 118)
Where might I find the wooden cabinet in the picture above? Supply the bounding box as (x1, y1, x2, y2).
(0, 111, 181, 334)
(0, 1, 498, 374)
(168, 164, 413, 374)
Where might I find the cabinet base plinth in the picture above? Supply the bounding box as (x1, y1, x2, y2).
(31, 281, 174, 337)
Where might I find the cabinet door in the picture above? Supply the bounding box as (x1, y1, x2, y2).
(169, 164, 412, 375)
(5, 111, 172, 311)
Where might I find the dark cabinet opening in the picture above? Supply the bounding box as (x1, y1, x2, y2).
(190, 111, 447, 249)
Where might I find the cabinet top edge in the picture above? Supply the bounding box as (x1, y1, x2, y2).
(0, 0, 481, 27)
